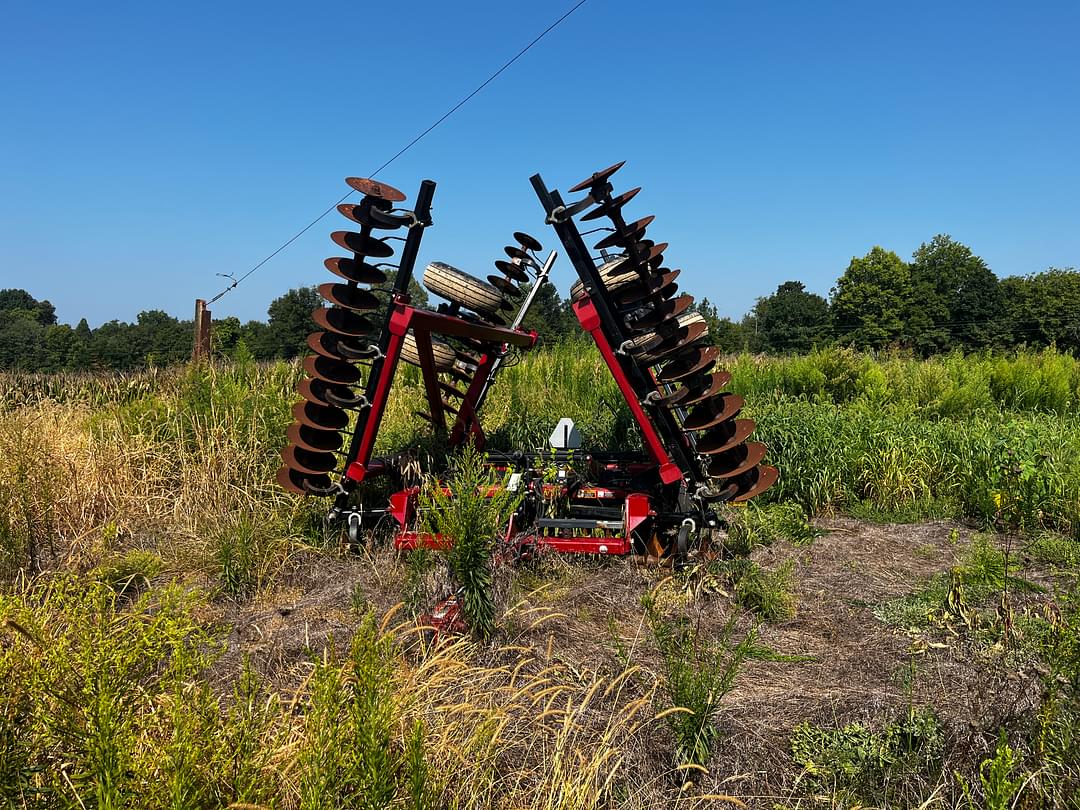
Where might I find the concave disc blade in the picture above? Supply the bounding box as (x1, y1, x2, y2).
(707, 442, 767, 479)
(594, 215, 654, 251)
(287, 422, 343, 453)
(324, 257, 387, 285)
(513, 231, 543, 252)
(679, 370, 733, 406)
(639, 322, 709, 363)
(657, 345, 719, 382)
(683, 393, 745, 431)
(568, 160, 626, 193)
(312, 306, 374, 338)
(292, 398, 350, 431)
(488, 275, 523, 298)
(731, 465, 779, 502)
(628, 241, 667, 265)
(337, 202, 405, 231)
(330, 231, 395, 259)
(345, 177, 406, 202)
(318, 282, 380, 311)
(277, 465, 333, 495)
(281, 444, 337, 476)
(626, 294, 695, 332)
(306, 331, 373, 361)
(615, 271, 680, 306)
(696, 418, 756, 455)
(303, 355, 363, 386)
(296, 380, 360, 414)
(581, 186, 640, 221)
(494, 259, 529, 282)
(655, 370, 732, 408)
(503, 245, 538, 266)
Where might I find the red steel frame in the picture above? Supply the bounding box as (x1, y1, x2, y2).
(345, 298, 537, 483)
(572, 295, 685, 485)
(392, 488, 652, 556)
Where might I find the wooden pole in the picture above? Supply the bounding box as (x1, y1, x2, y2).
(193, 299, 212, 360)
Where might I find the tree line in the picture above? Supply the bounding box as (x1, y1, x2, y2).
(1, 233, 1076, 372)
(701, 234, 1079, 355)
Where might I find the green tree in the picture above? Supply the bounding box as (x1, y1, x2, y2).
(1001, 268, 1080, 351)
(519, 281, 576, 344)
(751, 281, 830, 353)
(267, 286, 322, 360)
(908, 234, 1004, 354)
(0, 315, 45, 370)
(42, 324, 88, 371)
(697, 297, 750, 353)
(89, 321, 140, 370)
(212, 315, 243, 359)
(383, 270, 430, 309)
(831, 247, 911, 350)
(240, 320, 275, 360)
(0, 289, 56, 325)
(132, 310, 190, 366)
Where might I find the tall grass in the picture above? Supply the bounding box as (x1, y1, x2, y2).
(0, 581, 674, 808)
(1, 346, 1078, 587)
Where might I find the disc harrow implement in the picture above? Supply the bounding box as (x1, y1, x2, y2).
(277, 162, 778, 563)
(530, 161, 777, 512)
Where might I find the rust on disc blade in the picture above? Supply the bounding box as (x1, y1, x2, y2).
(312, 306, 374, 338)
(306, 331, 373, 361)
(494, 259, 530, 282)
(287, 422, 343, 454)
(294, 398, 349, 430)
(594, 215, 655, 250)
(513, 231, 543, 252)
(336, 202, 393, 231)
(697, 418, 756, 455)
(303, 355, 362, 386)
(639, 322, 709, 364)
(658, 344, 718, 381)
(277, 465, 332, 495)
(732, 465, 779, 502)
(281, 444, 338, 476)
(488, 275, 523, 298)
(330, 231, 395, 259)
(318, 282, 380, 312)
(679, 370, 733, 406)
(615, 270, 681, 306)
(345, 177, 406, 202)
(626, 294, 695, 331)
(295, 378, 362, 408)
(568, 160, 626, 193)
(628, 241, 667, 265)
(683, 393, 745, 431)
(707, 441, 767, 479)
(503, 245, 538, 266)
(324, 257, 387, 286)
(656, 370, 732, 409)
(582, 186, 641, 221)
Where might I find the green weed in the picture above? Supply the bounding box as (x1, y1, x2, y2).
(790, 708, 944, 805)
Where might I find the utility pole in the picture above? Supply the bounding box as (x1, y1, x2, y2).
(193, 299, 212, 360)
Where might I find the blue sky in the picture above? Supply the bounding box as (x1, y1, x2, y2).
(1, 1, 1077, 327)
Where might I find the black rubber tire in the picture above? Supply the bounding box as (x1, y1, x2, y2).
(401, 332, 456, 370)
(628, 312, 708, 352)
(423, 261, 506, 315)
(569, 257, 638, 300)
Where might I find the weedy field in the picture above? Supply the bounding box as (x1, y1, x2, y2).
(1, 346, 1079, 809)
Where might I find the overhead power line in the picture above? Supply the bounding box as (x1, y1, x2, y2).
(206, 0, 590, 307)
